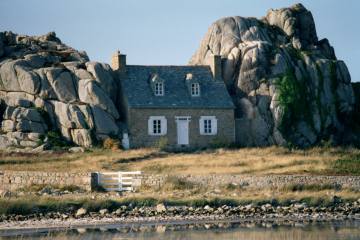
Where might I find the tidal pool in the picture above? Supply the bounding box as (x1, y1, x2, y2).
(1, 220, 359, 240)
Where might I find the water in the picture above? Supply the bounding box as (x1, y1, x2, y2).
(1, 220, 360, 240)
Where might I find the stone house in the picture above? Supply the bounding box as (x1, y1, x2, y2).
(111, 51, 235, 148)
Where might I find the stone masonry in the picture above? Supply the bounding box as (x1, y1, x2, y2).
(1, 171, 360, 192)
(0, 171, 97, 191)
(128, 108, 235, 148)
(143, 174, 360, 191)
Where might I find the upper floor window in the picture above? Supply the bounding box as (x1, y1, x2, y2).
(191, 83, 200, 96)
(150, 74, 164, 96)
(154, 82, 164, 96)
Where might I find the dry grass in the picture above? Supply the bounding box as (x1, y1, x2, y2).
(0, 146, 359, 175)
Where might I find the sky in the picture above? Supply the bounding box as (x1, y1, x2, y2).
(1, 0, 359, 82)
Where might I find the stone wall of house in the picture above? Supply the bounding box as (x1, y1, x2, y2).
(143, 174, 360, 190)
(0, 171, 97, 191)
(128, 108, 235, 148)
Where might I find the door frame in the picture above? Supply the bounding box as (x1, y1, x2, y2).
(175, 116, 191, 146)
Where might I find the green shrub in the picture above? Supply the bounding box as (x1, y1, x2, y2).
(330, 155, 360, 175)
(141, 164, 173, 174)
(81, 199, 120, 212)
(162, 176, 195, 191)
(18, 184, 83, 193)
(59, 185, 82, 192)
(275, 70, 313, 141)
(103, 137, 121, 150)
(41, 131, 71, 148)
(154, 137, 168, 150)
(282, 183, 342, 192)
(209, 137, 231, 149)
(35, 107, 53, 129)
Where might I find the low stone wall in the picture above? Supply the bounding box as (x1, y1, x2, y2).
(0, 171, 97, 191)
(143, 174, 360, 190)
(2, 171, 360, 192)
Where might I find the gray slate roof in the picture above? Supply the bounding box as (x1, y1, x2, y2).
(120, 65, 235, 109)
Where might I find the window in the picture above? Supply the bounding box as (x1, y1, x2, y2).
(204, 119, 212, 134)
(199, 116, 217, 135)
(148, 116, 167, 136)
(191, 83, 200, 96)
(154, 82, 164, 96)
(153, 119, 161, 134)
(150, 74, 165, 96)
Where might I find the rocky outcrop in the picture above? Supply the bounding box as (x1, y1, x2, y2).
(190, 3, 355, 147)
(0, 32, 121, 149)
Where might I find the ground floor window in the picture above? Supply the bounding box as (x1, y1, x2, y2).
(148, 116, 167, 136)
(199, 116, 217, 135)
(204, 119, 212, 133)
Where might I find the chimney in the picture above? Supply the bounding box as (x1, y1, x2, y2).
(210, 54, 222, 81)
(111, 50, 126, 71)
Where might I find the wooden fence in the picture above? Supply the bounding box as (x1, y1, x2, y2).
(97, 171, 142, 192)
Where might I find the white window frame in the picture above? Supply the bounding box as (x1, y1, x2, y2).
(199, 116, 217, 135)
(148, 116, 167, 136)
(191, 83, 200, 96)
(154, 82, 164, 96)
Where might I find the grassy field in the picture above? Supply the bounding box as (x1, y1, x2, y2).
(1, 146, 360, 216)
(0, 146, 359, 175)
(1, 181, 359, 215)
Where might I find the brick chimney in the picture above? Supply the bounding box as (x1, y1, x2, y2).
(210, 54, 222, 81)
(111, 50, 126, 71)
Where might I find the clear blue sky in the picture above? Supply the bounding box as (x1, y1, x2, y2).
(1, 0, 359, 82)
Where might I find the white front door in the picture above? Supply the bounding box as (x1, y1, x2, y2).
(176, 117, 190, 145)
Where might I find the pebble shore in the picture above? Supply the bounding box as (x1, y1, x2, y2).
(1, 199, 360, 231)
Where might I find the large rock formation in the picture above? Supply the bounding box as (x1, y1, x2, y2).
(0, 31, 120, 149)
(190, 3, 355, 147)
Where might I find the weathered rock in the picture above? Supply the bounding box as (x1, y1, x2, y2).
(69, 146, 85, 153)
(70, 129, 92, 148)
(156, 204, 167, 213)
(51, 101, 89, 129)
(75, 208, 87, 217)
(31, 143, 51, 153)
(85, 62, 116, 101)
(92, 106, 119, 136)
(73, 68, 93, 80)
(46, 68, 78, 102)
(16, 119, 46, 133)
(0, 61, 21, 92)
(6, 131, 25, 141)
(24, 53, 46, 68)
(0, 33, 4, 58)
(15, 64, 41, 94)
(12, 107, 43, 122)
(78, 79, 119, 118)
(35, 68, 57, 99)
(0, 31, 122, 149)
(19, 140, 39, 148)
(99, 209, 108, 215)
(1, 91, 35, 107)
(1, 120, 15, 132)
(190, 3, 355, 147)
(28, 132, 42, 141)
(0, 135, 12, 149)
(265, 3, 318, 49)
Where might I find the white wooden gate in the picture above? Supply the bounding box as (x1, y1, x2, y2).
(97, 171, 142, 192)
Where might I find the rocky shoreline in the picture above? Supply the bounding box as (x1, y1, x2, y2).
(1, 199, 360, 231)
